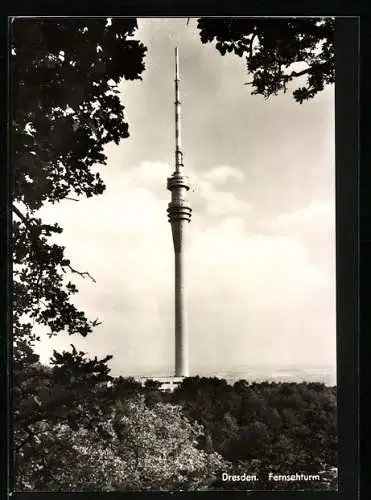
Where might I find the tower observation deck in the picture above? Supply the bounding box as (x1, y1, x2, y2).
(167, 48, 192, 377)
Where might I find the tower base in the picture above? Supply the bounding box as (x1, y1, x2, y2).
(138, 376, 185, 393)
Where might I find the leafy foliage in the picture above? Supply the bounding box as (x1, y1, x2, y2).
(14, 355, 337, 491)
(12, 18, 146, 351)
(111, 396, 225, 491)
(197, 17, 334, 103)
(12, 21, 146, 458)
(15, 387, 225, 491)
(13, 346, 115, 483)
(12, 18, 146, 209)
(172, 377, 337, 489)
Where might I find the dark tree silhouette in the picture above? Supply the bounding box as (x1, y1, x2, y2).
(197, 17, 334, 103)
(12, 18, 147, 353)
(11, 17, 147, 488)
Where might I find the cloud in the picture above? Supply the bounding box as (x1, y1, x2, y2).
(275, 199, 334, 226)
(187, 218, 335, 369)
(34, 160, 336, 377)
(188, 216, 329, 314)
(258, 199, 336, 272)
(202, 165, 245, 184)
(194, 180, 250, 218)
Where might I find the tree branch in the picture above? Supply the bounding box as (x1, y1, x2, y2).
(285, 60, 330, 80)
(13, 204, 96, 283)
(12, 204, 32, 228)
(249, 33, 257, 58)
(66, 265, 96, 283)
(287, 67, 312, 79)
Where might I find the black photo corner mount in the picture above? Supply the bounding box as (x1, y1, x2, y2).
(2, 9, 361, 500)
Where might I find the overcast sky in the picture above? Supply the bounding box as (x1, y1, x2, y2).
(33, 18, 336, 382)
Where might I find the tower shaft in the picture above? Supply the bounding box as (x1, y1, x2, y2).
(174, 250, 187, 375)
(167, 48, 192, 378)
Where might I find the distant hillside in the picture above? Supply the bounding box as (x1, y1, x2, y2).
(129, 365, 337, 387)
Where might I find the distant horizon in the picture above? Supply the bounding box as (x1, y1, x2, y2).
(36, 352, 336, 386)
(111, 364, 337, 387)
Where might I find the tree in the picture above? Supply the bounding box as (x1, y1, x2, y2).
(11, 18, 147, 353)
(12, 21, 147, 481)
(11, 19, 148, 489)
(13, 345, 116, 485)
(15, 395, 226, 491)
(197, 17, 334, 103)
(112, 396, 226, 491)
(15, 419, 130, 491)
(170, 378, 337, 490)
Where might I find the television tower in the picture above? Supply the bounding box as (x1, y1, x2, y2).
(167, 48, 192, 377)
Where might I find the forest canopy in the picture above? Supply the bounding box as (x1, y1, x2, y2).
(15, 359, 338, 491)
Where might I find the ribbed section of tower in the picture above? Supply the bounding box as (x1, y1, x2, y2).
(167, 48, 192, 378)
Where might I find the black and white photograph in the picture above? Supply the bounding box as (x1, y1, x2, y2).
(11, 17, 338, 491)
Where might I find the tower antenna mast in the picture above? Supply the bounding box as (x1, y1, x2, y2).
(175, 47, 182, 171)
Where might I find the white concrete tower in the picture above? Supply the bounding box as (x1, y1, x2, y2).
(167, 48, 192, 377)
